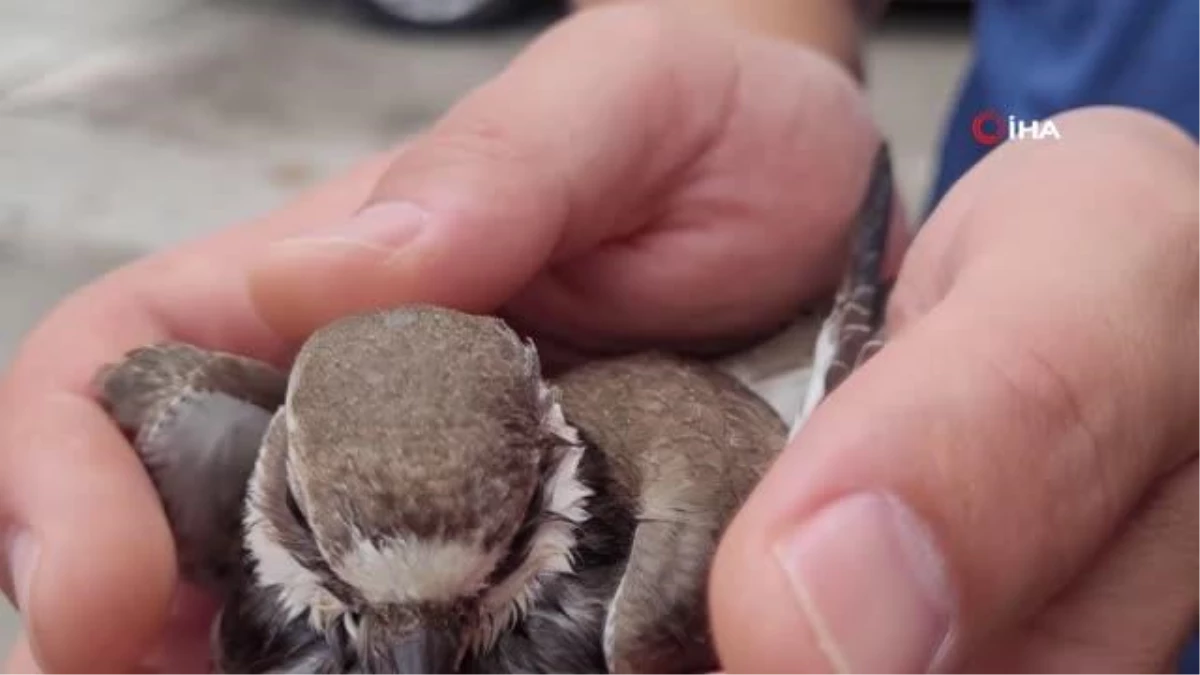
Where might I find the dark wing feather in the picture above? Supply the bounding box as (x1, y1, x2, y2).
(96, 342, 286, 431)
(794, 142, 897, 433)
(94, 342, 287, 590)
(216, 568, 345, 674)
(824, 141, 895, 393)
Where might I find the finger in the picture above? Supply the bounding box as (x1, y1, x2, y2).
(710, 107, 1198, 673)
(247, 3, 877, 344)
(5, 634, 40, 674)
(141, 584, 221, 674)
(966, 462, 1198, 672)
(248, 3, 741, 339)
(0, 395, 176, 673)
(0, 100, 431, 673)
(4, 619, 208, 672)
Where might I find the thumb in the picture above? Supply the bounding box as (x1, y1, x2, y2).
(248, 4, 740, 340)
(707, 109, 1198, 673)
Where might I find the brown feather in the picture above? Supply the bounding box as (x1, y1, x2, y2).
(555, 353, 786, 673)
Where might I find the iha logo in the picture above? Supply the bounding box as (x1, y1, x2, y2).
(971, 110, 1062, 146)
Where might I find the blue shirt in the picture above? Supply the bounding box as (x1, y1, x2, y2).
(928, 3, 1198, 671)
(929, 0, 1199, 211)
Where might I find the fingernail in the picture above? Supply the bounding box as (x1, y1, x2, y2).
(773, 493, 952, 673)
(272, 202, 430, 254)
(5, 530, 39, 614)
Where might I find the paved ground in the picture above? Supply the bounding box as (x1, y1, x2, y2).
(0, 0, 970, 658)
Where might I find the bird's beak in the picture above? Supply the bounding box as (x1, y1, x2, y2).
(387, 627, 463, 674)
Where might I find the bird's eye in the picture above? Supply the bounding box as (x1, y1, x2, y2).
(285, 487, 312, 533)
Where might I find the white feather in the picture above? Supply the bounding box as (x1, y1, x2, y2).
(790, 314, 839, 440)
(243, 413, 343, 625)
(537, 380, 582, 446)
(244, 491, 336, 622)
(473, 390, 593, 652)
(333, 537, 501, 604)
(601, 571, 628, 670)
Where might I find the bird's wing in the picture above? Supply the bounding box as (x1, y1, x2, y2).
(94, 342, 288, 590)
(792, 141, 896, 437)
(552, 141, 896, 673)
(215, 576, 342, 674)
(556, 355, 785, 674)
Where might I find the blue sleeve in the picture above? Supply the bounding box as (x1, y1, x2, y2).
(928, 0, 1198, 212)
(1181, 633, 1199, 674)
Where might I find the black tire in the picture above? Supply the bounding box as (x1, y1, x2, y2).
(348, 0, 536, 29)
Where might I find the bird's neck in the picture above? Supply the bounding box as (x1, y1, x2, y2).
(468, 386, 596, 652)
(468, 425, 638, 671)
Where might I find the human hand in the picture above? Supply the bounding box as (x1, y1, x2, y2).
(2, 4, 884, 671)
(710, 107, 1199, 672)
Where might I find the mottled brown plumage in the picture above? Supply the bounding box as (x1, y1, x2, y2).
(94, 312, 786, 674)
(97, 343, 286, 430)
(285, 309, 548, 561)
(555, 354, 786, 672)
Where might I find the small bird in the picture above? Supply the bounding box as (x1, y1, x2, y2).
(94, 143, 895, 674)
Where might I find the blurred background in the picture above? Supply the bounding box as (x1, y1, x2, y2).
(0, 0, 970, 654)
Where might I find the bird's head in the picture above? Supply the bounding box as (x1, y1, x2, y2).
(241, 307, 591, 672)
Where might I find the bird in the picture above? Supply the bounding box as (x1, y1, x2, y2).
(92, 142, 896, 674)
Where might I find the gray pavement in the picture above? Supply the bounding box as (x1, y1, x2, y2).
(0, 0, 969, 658)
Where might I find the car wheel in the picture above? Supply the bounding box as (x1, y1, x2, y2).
(350, 0, 531, 28)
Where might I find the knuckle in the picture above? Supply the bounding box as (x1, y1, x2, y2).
(970, 334, 1119, 529)
(375, 114, 567, 230)
(425, 116, 540, 176)
(884, 273, 939, 335)
(555, 1, 679, 62)
(986, 337, 1093, 441)
(515, 0, 682, 103)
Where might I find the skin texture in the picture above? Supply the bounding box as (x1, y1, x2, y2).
(573, 0, 882, 78)
(1, 2, 1196, 672)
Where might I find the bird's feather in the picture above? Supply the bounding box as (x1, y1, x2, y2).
(794, 142, 896, 435)
(554, 354, 786, 673)
(94, 342, 287, 590)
